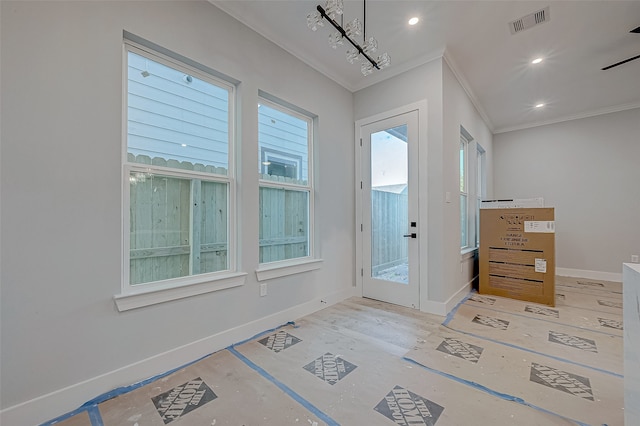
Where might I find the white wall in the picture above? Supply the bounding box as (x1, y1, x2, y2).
(0, 2, 355, 424)
(443, 59, 494, 299)
(354, 57, 493, 312)
(493, 108, 640, 276)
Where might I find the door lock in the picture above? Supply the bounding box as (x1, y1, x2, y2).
(403, 233, 417, 238)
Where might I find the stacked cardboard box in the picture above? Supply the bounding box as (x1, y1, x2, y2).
(479, 207, 555, 306)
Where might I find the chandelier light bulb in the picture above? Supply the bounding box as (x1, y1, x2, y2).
(346, 48, 360, 64)
(307, 11, 324, 31)
(328, 31, 343, 49)
(363, 36, 378, 54)
(377, 52, 391, 69)
(324, 0, 344, 19)
(361, 62, 373, 76)
(345, 18, 362, 38)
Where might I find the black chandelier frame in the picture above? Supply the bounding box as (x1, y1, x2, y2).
(314, 4, 380, 70)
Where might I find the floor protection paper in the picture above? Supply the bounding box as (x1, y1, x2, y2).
(231, 317, 578, 425)
(448, 302, 623, 376)
(97, 349, 329, 426)
(41, 276, 622, 426)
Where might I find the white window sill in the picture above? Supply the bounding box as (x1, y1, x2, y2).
(461, 247, 478, 261)
(114, 272, 247, 312)
(255, 258, 323, 282)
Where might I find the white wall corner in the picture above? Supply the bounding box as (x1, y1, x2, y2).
(421, 281, 471, 317)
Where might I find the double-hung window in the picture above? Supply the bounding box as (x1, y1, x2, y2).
(117, 41, 242, 310)
(257, 97, 315, 269)
(460, 135, 469, 249)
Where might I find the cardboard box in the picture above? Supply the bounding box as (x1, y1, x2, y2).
(479, 207, 555, 306)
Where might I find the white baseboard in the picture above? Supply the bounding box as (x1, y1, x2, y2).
(421, 281, 472, 317)
(556, 267, 622, 283)
(0, 288, 355, 426)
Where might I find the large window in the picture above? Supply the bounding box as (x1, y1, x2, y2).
(460, 135, 469, 248)
(460, 127, 486, 251)
(258, 98, 313, 264)
(123, 43, 236, 293)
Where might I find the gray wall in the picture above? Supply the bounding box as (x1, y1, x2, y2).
(493, 108, 640, 274)
(0, 0, 355, 419)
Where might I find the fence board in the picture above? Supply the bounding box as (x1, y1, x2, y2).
(371, 190, 408, 274)
(258, 186, 308, 263)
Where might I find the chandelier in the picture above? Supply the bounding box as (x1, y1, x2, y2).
(306, 0, 390, 76)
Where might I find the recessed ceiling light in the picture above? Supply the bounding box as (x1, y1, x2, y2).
(408, 17, 419, 26)
(535, 103, 545, 108)
(531, 58, 543, 64)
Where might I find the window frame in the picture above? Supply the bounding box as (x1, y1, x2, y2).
(460, 134, 470, 249)
(255, 96, 322, 280)
(260, 148, 303, 180)
(115, 40, 245, 311)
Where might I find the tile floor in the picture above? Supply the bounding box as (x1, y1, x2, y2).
(44, 276, 623, 426)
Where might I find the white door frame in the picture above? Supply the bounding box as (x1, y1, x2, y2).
(355, 100, 428, 308)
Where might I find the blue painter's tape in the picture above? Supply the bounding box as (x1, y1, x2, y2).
(403, 356, 591, 426)
(228, 347, 340, 426)
(231, 321, 296, 347)
(77, 321, 296, 407)
(443, 323, 623, 379)
(40, 321, 298, 425)
(39, 404, 103, 426)
(86, 405, 104, 426)
(443, 292, 473, 326)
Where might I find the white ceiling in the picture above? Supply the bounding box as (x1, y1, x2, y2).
(212, 1, 640, 133)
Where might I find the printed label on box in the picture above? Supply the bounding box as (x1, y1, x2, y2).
(535, 258, 547, 273)
(524, 221, 555, 233)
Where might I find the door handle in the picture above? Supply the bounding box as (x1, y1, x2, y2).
(403, 233, 417, 238)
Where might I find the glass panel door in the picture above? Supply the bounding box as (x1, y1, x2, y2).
(361, 110, 419, 308)
(370, 125, 409, 283)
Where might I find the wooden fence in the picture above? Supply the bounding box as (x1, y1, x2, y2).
(259, 174, 309, 263)
(128, 155, 309, 284)
(259, 187, 309, 263)
(128, 155, 229, 285)
(371, 189, 408, 274)
(128, 156, 406, 284)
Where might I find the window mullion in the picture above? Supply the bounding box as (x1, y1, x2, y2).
(190, 179, 201, 275)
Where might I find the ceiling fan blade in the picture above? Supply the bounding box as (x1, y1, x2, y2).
(602, 25, 640, 70)
(602, 53, 640, 70)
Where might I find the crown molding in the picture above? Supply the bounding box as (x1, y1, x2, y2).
(442, 50, 495, 133)
(494, 102, 640, 134)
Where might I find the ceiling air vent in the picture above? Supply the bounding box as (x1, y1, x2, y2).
(509, 7, 550, 35)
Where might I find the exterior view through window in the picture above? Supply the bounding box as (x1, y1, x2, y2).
(258, 100, 313, 264)
(460, 136, 468, 248)
(125, 46, 234, 287)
